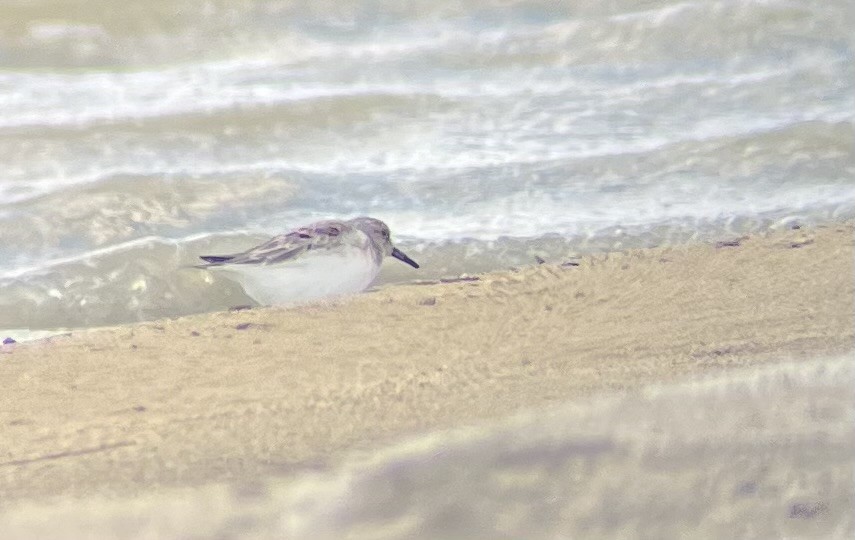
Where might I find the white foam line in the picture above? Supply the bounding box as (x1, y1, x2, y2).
(0, 62, 800, 130)
(0, 229, 269, 280)
(0, 79, 420, 129)
(0, 236, 177, 280)
(607, 1, 702, 23)
(0, 37, 840, 129)
(2, 105, 851, 208)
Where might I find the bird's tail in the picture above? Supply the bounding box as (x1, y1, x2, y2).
(193, 254, 237, 269)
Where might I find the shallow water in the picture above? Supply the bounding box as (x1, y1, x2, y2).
(1, 0, 853, 330)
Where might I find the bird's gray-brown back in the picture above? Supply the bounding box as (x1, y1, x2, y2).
(196, 216, 418, 270)
(197, 220, 366, 267)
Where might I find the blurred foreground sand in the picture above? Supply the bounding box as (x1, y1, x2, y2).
(2, 355, 851, 539)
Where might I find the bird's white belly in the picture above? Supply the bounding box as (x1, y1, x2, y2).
(215, 245, 381, 306)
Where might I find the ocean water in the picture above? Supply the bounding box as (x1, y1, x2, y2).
(1, 0, 853, 331)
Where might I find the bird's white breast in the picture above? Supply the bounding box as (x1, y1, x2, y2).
(215, 243, 382, 306)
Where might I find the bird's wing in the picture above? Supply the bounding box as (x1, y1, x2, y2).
(198, 220, 357, 267)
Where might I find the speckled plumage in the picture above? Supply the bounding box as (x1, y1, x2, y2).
(197, 217, 418, 305)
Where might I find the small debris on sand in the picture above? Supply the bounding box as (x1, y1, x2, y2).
(440, 275, 480, 283)
(715, 237, 746, 248)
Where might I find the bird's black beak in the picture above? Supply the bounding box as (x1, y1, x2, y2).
(391, 247, 419, 269)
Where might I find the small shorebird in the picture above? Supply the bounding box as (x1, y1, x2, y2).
(197, 217, 419, 305)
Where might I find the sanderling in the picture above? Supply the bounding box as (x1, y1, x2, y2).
(196, 217, 419, 305)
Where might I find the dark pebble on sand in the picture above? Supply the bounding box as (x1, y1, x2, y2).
(789, 501, 827, 519)
(715, 238, 744, 248)
(3, 337, 16, 344)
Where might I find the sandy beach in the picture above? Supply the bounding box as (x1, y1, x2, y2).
(1, 223, 852, 534)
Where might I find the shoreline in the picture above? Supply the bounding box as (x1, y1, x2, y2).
(1, 222, 852, 503)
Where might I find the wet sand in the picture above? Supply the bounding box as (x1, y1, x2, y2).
(0, 223, 852, 517)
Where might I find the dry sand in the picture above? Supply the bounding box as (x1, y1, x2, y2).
(0, 223, 852, 509)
